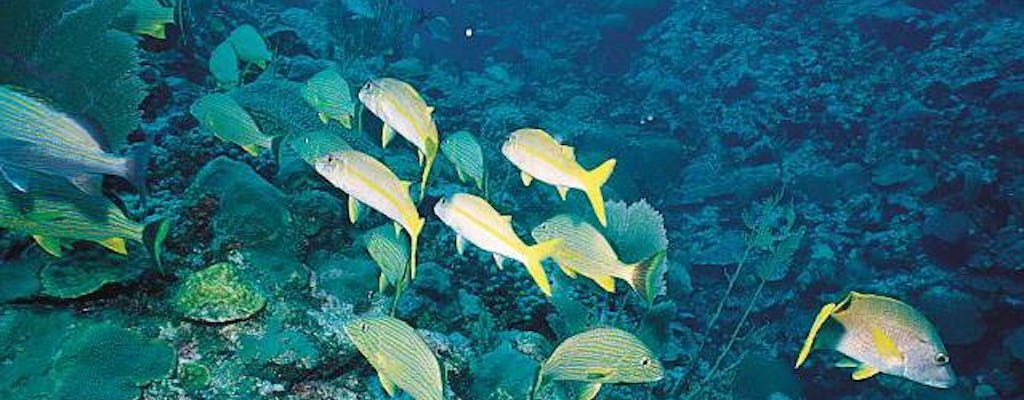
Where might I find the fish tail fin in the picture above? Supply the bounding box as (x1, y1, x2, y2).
(795, 302, 838, 369)
(525, 239, 562, 296)
(583, 158, 616, 226)
(628, 250, 667, 302)
(124, 136, 153, 195)
(408, 217, 425, 279)
(143, 218, 171, 269)
(418, 140, 439, 201)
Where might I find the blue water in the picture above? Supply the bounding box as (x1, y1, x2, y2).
(1, 0, 1023, 399)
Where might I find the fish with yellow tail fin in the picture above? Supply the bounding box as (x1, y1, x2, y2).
(501, 128, 616, 226)
(0, 175, 168, 261)
(344, 315, 443, 400)
(532, 327, 663, 400)
(302, 69, 356, 129)
(433, 193, 561, 296)
(226, 24, 272, 69)
(795, 291, 956, 388)
(189, 93, 272, 156)
(0, 85, 147, 195)
(209, 41, 240, 87)
(112, 0, 176, 39)
(440, 130, 487, 194)
(531, 214, 665, 299)
(314, 150, 424, 279)
(358, 78, 440, 201)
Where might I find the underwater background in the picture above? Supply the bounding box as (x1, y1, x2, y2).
(1, 0, 1023, 399)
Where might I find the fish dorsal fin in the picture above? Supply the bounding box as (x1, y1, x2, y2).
(556, 186, 569, 201)
(382, 124, 395, 148)
(348, 196, 362, 224)
(520, 171, 533, 186)
(500, 214, 512, 223)
(577, 383, 602, 400)
(456, 235, 466, 255)
(852, 364, 880, 381)
(426, 106, 435, 115)
(584, 367, 615, 381)
(795, 302, 838, 368)
(97, 237, 128, 255)
(33, 236, 63, 257)
(493, 253, 506, 270)
(591, 275, 616, 293)
(870, 326, 904, 365)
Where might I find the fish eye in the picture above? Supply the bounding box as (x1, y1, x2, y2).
(935, 353, 950, 365)
(640, 357, 651, 367)
(359, 323, 368, 332)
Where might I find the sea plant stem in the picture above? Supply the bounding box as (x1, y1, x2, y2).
(702, 277, 767, 386)
(690, 247, 751, 366)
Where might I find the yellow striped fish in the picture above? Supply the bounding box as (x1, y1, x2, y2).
(189, 93, 272, 156)
(433, 193, 561, 296)
(364, 223, 410, 293)
(358, 78, 440, 200)
(0, 85, 144, 195)
(531, 214, 665, 298)
(302, 69, 356, 129)
(226, 24, 272, 68)
(795, 292, 956, 388)
(112, 0, 176, 39)
(533, 327, 663, 400)
(0, 181, 167, 260)
(344, 315, 443, 400)
(209, 41, 240, 87)
(314, 150, 425, 278)
(501, 128, 616, 226)
(440, 130, 486, 193)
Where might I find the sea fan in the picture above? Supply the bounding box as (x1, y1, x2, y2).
(603, 199, 669, 303)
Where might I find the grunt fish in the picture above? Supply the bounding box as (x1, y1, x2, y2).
(440, 130, 486, 193)
(226, 24, 272, 68)
(112, 0, 176, 39)
(189, 93, 272, 156)
(302, 69, 357, 129)
(209, 41, 240, 87)
(533, 327, 663, 400)
(344, 315, 442, 400)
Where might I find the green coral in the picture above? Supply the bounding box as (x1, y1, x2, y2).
(470, 342, 539, 400)
(0, 0, 145, 150)
(40, 250, 147, 299)
(174, 262, 266, 323)
(0, 310, 73, 399)
(178, 362, 212, 392)
(52, 323, 176, 400)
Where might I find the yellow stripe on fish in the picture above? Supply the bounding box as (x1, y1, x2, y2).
(314, 150, 424, 278)
(344, 315, 443, 400)
(501, 128, 616, 226)
(433, 193, 560, 296)
(358, 78, 440, 200)
(533, 327, 663, 399)
(189, 93, 272, 156)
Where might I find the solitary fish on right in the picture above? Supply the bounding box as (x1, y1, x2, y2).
(795, 291, 956, 388)
(533, 327, 663, 400)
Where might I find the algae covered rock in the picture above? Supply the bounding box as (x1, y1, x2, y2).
(311, 250, 379, 305)
(174, 262, 266, 323)
(0, 255, 45, 302)
(52, 323, 175, 400)
(0, 310, 73, 399)
(470, 342, 539, 400)
(40, 250, 147, 299)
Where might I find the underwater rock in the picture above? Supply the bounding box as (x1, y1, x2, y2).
(692, 230, 745, 266)
(730, 354, 803, 399)
(469, 341, 539, 400)
(871, 160, 936, 194)
(917, 286, 987, 346)
(921, 210, 975, 266)
(794, 162, 870, 204)
(177, 361, 212, 392)
(672, 164, 781, 205)
(40, 250, 148, 299)
(989, 79, 1024, 113)
(311, 250, 378, 306)
(52, 323, 175, 400)
(1005, 326, 1024, 362)
(288, 190, 343, 238)
(0, 255, 45, 302)
(0, 310, 74, 399)
(174, 262, 267, 323)
(238, 316, 323, 374)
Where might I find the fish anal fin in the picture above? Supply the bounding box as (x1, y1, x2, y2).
(348, 196, 362, 224)
(493, 253, 506, 270)
(241, 144, 261, 157)
(377, 369, 397, 396)
(577, 383, 602, 400)
(521, 171, 533, 186)
(835, 357, 861, 368)
(870, 326, 904, 365)
(592, 275, 616, 293)
(456, 235, 466, 255)
(98, 237, 128, 255)
(318, 112, 329, 124)
(382, 124, 396, 148)
(556, 186, 569, 200)
(852, 364, 880, 381)
(584, 367, 615, 381)
(795, 302, 838, 369)
(33, 236, 63, 257)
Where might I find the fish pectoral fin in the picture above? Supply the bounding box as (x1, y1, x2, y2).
(377, 369, 398, 396)
(492, 253, 506, 270)
(870, 326, 904, 365)
(241, 144, 261, 156)
(520, 171, 533, 186)
(456, 235, 466, 256)
(455, 168, 466, 182)
(378, 273, 388, 293)
(417, 150, 425, 166)
(592, 275, 616, 293)
(576, 383, 602, 400)
(795, 302, 838, 369)
(97, 237, 128, 255)
(556, 186, 569, 201)
(835, 357, 861, 368)
(393, 222, 403, 237)
(584, 367, 615, 381)
(0, 165, 30, 192)
(852, 364, 880, 381)
(339, 115, 353, 129)
(348, 197, 362, 224)
(33, 236, 63, 257)
(560, 145, 575, 158)
(381, 124, 396, 148)
(70, 174, 103, 196)
(556, 262, 578, 278)
(319, 112, 330, 124)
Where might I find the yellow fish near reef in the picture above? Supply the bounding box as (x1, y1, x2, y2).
(433, 193, 561, 296)
(440, 130, 486, 193)
(533, 327, 663, 400)
(0, 178, 168, 260)
(502, 128, 616, 226)
(795, 291, 956, 388)
(302, 69, 356, 129)
(112, 0, 176, 39)
(364, 223, 410, 293)
(344, 315, 442, 400)
(189, 93, 272, 156)
(0, 85, 144, 195)
(314, 150, 425, 278)
(531, 214, 666, 297)
(358, 78, 440, 200)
